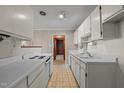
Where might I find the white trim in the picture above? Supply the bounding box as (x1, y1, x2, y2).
(33, 27, 75, 31)
(52, 34, 67, 63)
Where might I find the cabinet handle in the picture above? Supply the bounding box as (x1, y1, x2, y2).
(85, 73, 87, 77)
(123, 5, 124, 8)
(99, 5, 101, 10)
(100, 31, 103, 36)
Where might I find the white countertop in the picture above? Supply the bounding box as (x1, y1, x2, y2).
(24, 53, 52, 60)
(0, 53, 52, 88)
(70, 53, 117, 63)
(0, 59, 43, 88)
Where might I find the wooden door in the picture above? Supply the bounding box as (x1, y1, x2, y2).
(56, 40, 64, 54)
(53, 35, 65, 60)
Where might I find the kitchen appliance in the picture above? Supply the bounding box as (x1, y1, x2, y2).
(29, 55, 52, 77)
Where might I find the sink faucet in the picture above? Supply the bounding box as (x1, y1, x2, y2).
(85, 51, 92, 57)
(22, 55, 24, 60)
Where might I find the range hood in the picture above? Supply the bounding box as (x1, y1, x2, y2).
(104, 9, 124, 23)
(0, 30, 31, 41)
(0, 33, 10, 42)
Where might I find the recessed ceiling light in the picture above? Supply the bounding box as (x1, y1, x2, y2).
(40, 11, 46, 16)
(59, 14, 64, 19)
(59, 11, 66, 20)
(56, 35, 63, 38)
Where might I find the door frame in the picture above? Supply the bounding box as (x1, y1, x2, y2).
(53, 35, 65, 60)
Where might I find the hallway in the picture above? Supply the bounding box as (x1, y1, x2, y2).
(47, 55, 79, 88)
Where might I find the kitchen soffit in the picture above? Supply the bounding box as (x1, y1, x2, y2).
(32, 5, 96, 31)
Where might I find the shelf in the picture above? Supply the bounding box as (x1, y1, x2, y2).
(21, 46, 42, 48)
(103, 9, 124, 23)
(82, 38, 103, 43)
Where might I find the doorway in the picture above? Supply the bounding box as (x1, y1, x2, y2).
(53, 35, 65, 61)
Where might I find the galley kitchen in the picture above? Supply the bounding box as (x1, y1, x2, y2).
(0, 5, 124, 88)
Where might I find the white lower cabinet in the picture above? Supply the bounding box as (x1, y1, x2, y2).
(13, 61, 50, 88)
(80, 68, 86, 88)
(70, 55, 116, 88)
(75, 59, 80, 85)
(44, 62, 50, 87)
(14, 77, 27, 88)
(29, 72, 43, 88)
(29, 62, 50, 88)
(29, 63, 46, 88)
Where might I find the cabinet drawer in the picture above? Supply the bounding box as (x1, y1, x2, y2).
(28, 63, 45, 86)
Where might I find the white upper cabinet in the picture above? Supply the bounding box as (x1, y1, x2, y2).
(83, 16, 91, 37)
(91, 6, 102, 40)
(73, 30, 78, 45)
(73, 14, 91, 45)
(78, 15, 91, 39)
(101, 5, 123, 23)
(0, 6, 33, 40)
(0, 6, 15, 33)
(74, 5, 123, 43)
(77, 27, 82, 45)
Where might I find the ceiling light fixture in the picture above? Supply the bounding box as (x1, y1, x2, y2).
(40, 11, 46, 16)
(59, 11, 66, 20)
(17, 14, 27, 19)
(56, 35, 63, 38)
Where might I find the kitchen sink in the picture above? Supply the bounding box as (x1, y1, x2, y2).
(76, 54, 101, 59)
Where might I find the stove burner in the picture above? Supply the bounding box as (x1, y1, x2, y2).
(46, 57, 50, 62)
(29, 56, 46, 59)
(29, 56, 39, 59)
(38, 56, 45, 59)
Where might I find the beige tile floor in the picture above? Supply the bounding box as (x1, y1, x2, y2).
(47, 55, 79, 88)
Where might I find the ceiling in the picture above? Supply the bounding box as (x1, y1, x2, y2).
(32, 5, 96, 31)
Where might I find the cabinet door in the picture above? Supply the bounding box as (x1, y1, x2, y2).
(73, 30, 78, 44)
(82, 24, 85, 38)
(84, 16, 91, 37)
(101, 5, 123, 22)
(72, 57, 75, 75)
(80, 68, 86, 88)
(29, 72, 43, 88)
(14, 78, 27, 88)
(70, 56, 72, 69)
(50, 57, 53, 76)
(0, 6, 15, 33)
(73, 31, 76, 44)
(91, 6, 102, 40)
(75, 60, 80, 85)
(44, 62, 50, 87)
(14, 6, 33, 39)
(77, 27, 82, 47)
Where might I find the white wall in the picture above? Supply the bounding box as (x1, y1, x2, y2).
(88, 19, 124, 87)
(32, 30, 76, 63)
(0, 37, 21, 59)
(0, 30, 76, 61)
(0, 37, 32, 59)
